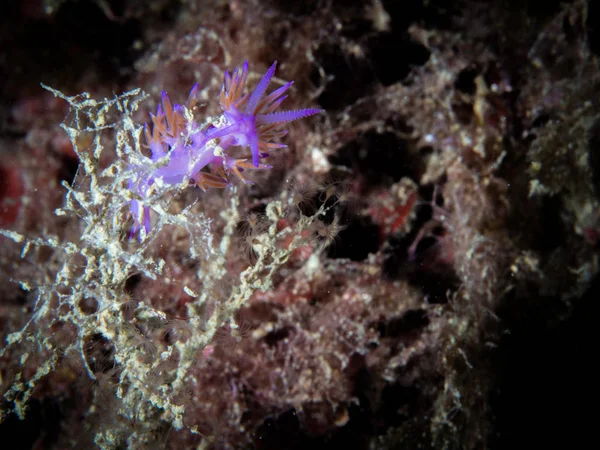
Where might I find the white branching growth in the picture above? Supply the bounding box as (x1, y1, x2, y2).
(0, 86, 332, 449)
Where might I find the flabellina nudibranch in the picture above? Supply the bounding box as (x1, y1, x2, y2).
(128, 61, 323, 239)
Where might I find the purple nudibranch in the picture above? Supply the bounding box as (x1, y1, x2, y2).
(128, 61, 323, 238)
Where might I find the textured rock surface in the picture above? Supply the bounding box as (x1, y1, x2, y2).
(0, 1, 598, 449)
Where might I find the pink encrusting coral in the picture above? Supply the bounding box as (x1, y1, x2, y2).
(129, 61, 323, 237)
